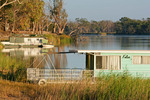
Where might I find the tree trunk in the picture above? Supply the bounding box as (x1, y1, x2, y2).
(58, 28, 63, 34)
(33, 22, 36, 34)
(53, 22, 56, 33)
(12, 10, 16, 32)
(36, 23, 39, 34)
(5, 19, 8, 31)
(39, 24, 42, 34)
(46, 21, 49, 32)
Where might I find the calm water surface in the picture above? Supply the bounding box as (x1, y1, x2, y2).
(2, 35, 150, 69)
(64, 35, 150, 69)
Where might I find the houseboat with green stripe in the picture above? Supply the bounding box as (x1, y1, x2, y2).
(77, 50, 150, 78)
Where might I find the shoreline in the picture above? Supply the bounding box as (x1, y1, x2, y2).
(0, 33, 73, 48)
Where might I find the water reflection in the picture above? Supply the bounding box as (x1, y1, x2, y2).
(1, 35, 150, 82)
(74, 35, 150, 50)
(2, 35, 150, 69)
(2, 48, 48, 57)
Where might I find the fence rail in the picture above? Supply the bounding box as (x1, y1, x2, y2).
(27, 68, 94, 82)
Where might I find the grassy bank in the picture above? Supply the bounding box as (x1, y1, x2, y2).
(44, 34, 73, 46)
(0, 52, 29, 82)
(0, 73, 150, 100)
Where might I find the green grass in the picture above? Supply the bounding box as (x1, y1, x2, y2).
(44, 34, 73, 46)
(0, 73, 150, 100)
(0, 53, 29, 82)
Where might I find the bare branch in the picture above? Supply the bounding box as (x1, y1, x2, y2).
(0, 0, 22, 10)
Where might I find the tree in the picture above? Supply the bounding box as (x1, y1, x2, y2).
(0, 0, 21, 10)
(99, 20, 115, 32)
(90, 21, 100, 33)
(66, 21, 80, 36)
(16, 0, 44, 33)
(48, 0, 68, 34)
(75, 18, 90, 33)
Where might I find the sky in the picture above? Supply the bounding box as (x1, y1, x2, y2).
(64, 0, 150, 22)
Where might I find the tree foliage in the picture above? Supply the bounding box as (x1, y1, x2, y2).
(0, 0, 45, 34)
(48, 0, 68, 34)
(66, 17, 150, 35)
(115, 17, 150, 34)
(0, 0, 150, 36)
(65, 18, 115, 35)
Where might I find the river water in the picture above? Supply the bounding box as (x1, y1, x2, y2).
(2, 35, 150, 70)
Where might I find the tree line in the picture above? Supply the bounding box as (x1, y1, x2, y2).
(115, 17, 150, 35)
(0, 0, 150, 35)
(65, 18, 115, 36)
(0, 0, 67, 35)
(65, 17, 150, 36)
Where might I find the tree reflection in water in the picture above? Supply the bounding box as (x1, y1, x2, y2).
(29, 47, 68, 69)
(46, 46, 67, 69)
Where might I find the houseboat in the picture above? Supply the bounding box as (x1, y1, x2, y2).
(27, 50, 150, 85)
(1, 36, 54, 48)
(76, 50, 150, 77)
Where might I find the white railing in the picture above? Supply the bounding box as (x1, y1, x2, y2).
(27, 68, 94, 82)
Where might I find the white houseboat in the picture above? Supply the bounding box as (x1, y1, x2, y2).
(1, 36, 54, 48)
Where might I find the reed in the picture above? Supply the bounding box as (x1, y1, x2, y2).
(0, 53, 28, 82)
(44, 34, 73, 46)
(0, 72, 150, 100)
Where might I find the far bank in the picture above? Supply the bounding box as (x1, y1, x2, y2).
(0, 32, 73, 48)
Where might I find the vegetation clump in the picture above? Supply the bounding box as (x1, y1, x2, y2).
(0, 53, 29, 82)
(44, 34, 73, 46)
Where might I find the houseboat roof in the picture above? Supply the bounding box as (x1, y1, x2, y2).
(70, 50, 150, 54)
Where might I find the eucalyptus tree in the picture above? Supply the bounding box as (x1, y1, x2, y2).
(23, 0, 44, 33)
(48, 0, 68, 34)
(90, 20, 100, 33)
(115, 17, 150, 34)
(0, 0, 45, 33)
(0, 0, 22, 31)
(99, 20, 115, 33)
(75, 18, 90, 33)
(66, 21, 80, 36)
(0, 0, 21, 10)
(10, 0, 44, 33)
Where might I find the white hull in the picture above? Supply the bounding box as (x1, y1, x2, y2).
(1, 42, 42, 46)
(43, 45, 54, 48)
(1, 42, 54, 48)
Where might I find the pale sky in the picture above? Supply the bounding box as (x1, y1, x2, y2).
(64, 0, 150, 21)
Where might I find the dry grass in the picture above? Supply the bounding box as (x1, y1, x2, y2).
(0, 80, 97, 100)
(1, 73, 150, 100)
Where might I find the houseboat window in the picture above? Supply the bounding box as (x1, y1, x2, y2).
(96, 56, 121, 70)
(37, 39, 39, 41)
(133, 56, 150, 64)
(28, 39, 31, 41)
